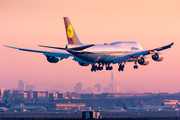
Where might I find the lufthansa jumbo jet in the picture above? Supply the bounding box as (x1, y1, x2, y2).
(5, 17, 174, 72)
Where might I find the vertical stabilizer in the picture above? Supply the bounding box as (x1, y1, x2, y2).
(5, 100, 12, 108)
(122, 103, 128, 110)
(140, 100, 148, 107)
(64, 17, 82, 45)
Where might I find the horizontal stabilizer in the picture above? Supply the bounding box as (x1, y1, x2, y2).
(39, 44, 94, 51)
(38, 45, 66, 50)
(71, 44, 94, 50)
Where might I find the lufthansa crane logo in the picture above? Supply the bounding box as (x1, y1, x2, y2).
(67, 24, 74, 38)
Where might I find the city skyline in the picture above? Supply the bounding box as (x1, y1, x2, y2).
(0, 0, 180, 93)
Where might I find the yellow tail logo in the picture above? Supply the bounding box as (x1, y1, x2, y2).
(67, 24, 74, 38)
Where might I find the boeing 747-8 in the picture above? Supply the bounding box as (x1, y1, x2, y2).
(5, 17, 174, 72)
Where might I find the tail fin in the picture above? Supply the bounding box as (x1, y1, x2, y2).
(122, 103, 128, 110)
(5, 100, 12, 108)
(140, 100, 148, 107)
(112, 103, 116, 107)
(64, 17, 82, 45)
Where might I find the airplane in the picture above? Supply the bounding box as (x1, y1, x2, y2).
(4, 17, 174, 72)
(122, 103, 147, 112)
(94, 104, 127, 112)
(140, 100, 171, 111)
(5, 100, 46, 111)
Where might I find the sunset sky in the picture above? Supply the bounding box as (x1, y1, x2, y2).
(0, 0, 180, 93)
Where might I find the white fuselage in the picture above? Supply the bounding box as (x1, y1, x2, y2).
(67, 41, 143, 63)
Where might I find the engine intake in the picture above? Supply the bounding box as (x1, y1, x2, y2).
(138, 56, 150, 65)
(78, 62, 89, 66)
(46, 56, 59, 63)
(152, 52, 164, 61)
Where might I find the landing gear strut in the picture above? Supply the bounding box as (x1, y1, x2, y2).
(106, 63, 113, 70)
(118, 63, 124, 71)
(97, 63, 104, 71)
(133, 61, 138, 69)
(91, 63, 104, 72)
(91, 64, 97, 72)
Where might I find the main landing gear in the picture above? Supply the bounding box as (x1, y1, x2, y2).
(133, 61, 138, 69)
(91, 63, 113, 72)
(118, 63, 124, 71)
(91, 63, 104, 72)
(105, 63, 113, 71)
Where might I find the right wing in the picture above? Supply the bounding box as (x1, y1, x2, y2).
(4, 45, 73, 59)
(112, 42, 174, 64)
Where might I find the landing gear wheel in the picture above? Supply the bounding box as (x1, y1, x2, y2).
(118, 64, 124, 72)
(100, 67, 103, 70)
(91, 65, 97, 72)
(133, 65, 138, 69)
(110, 66, 113, 70)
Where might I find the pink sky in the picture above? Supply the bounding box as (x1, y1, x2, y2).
(0, 0, 180, 93)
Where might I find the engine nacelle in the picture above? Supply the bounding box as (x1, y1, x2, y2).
(152, 52, 164, 61)
(78, 62, 89, 66)
(138, 56, 150, 65)
(46, 56, 59, 63)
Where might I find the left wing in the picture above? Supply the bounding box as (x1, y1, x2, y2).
(4, 45, 73, 59)
(4, 45, 92, 63)
(113, 42, 174, 64)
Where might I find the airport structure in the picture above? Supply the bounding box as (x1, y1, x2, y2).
(1, 86, 180, 112)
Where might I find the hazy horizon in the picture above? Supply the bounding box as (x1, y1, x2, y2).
(0, 0, 180, 93)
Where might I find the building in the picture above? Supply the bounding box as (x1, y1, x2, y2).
(33, 91, 49, 99)
(113, 81, 119, 93)
(81, 94, 95, 99)
(74, 82, 82, 94)
(26, 85, 36, 91)
(0, 88, 5, 102)
(94, 84, 101, 94)
(18, 80, 25, 91)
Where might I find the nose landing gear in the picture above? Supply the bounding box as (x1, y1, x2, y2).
(133, 61, 138, 69)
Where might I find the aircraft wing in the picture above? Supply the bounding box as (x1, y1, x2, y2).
(4, 45, 73, 59)
(113, 42, 174, 64)
(4, 45, 92, 63)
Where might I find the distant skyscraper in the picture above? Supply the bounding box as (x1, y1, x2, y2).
(109, 73, 114, 93)
(74, 82, 82, 93)
(113, 81, 119, 93)
(26, 85, 36, 91)
(94, 84, 101, 94)
(108, 73, 119, 93)
(93, 87, 97, 94)
(18, 80, 24, 91)
(111, 73, 113, 82)
(109, 83, 113, 93)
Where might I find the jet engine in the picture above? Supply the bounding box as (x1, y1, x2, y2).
(138, 56, 150, 65)
(78, 62, 89, 66)
(152, 52, 164, 61)
(46, 56, 59, 63)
